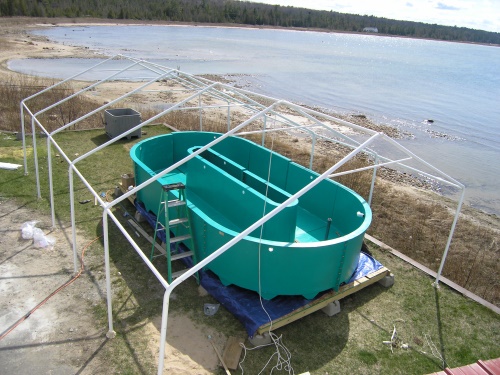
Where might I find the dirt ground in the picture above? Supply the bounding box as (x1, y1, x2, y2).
(0, 198, 220, 374)
(0, 198, 107, 374)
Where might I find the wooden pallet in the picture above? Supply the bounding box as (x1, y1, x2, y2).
(257, 267, 391, 334)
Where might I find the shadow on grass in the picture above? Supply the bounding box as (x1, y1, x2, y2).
(434, 287, 447, 369)
(90, 133, 141, 147)
(90, 133, 109, 147)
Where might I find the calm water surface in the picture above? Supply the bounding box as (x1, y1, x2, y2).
(9, 25, 500, 215)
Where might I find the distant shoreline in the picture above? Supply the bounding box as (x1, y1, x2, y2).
(2, 16, 499, 48)
(1, 17, 500, 219)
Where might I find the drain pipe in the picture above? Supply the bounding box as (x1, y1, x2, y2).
(324, 218, 332, 240)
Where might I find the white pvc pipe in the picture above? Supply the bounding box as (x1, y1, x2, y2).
(157, 289, 172, 375)
(46, 136, 55, 228)
(310, 133, 316, 170)
(434, 186, 466, 287)
(33, 61, 145, 119)
(106, 209, 169, 288)
(328, 156, 412, 179)
(262, 115, 267, 146)
(30, 117, 41, 199)
(369, 154, 379, 206)
(380, 134, 464, 189)
(293, 105, 363, 148)
(51, 71, 175, 137)
(237, 123, 321, 138)
(68, 167, 78, 273)
(199, 94, 203, 131)
(102, 210, 115, 337)
(20, 103, 28, 175)
(20, 54, 122, 177)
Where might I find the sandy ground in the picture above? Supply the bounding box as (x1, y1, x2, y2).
(0, 197, 221, 374)
(0, 198, 107, 374)
(0, 19, 90, 77)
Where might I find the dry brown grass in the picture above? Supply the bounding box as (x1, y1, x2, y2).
(0, 76, 104, 134)
(1, 77, 498, 307)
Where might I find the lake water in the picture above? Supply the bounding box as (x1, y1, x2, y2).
(9, 25, 500, 215)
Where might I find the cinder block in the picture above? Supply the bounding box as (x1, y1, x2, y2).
(378, 273, 395, 288)
(198, 285, 209, 297)
(248, 332, 272, 346)
(321, 300, 341, 317)
(134, 210, 146, 223)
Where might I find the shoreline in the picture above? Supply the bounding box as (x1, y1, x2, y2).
(1, 16, 498, 48)
(1, 17, 499, 224)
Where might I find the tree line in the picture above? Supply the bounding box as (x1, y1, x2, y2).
(1, 0, 499, 45)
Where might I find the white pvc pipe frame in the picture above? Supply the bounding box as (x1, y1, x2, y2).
(20, 55, 465, 374)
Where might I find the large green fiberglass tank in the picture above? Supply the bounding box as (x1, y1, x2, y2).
(131, 132, 372, 299)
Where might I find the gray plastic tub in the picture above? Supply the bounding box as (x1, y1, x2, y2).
(104, 108, 142, 139)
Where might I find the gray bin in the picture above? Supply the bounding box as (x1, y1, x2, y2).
(104, 108, 142, 139)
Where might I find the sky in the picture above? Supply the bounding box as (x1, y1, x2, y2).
(245, 0, 500, 33)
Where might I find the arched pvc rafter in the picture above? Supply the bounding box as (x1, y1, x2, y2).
(20, 56, 465, 375)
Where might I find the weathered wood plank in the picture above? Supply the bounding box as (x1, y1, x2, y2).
(222, 336, 244, 370)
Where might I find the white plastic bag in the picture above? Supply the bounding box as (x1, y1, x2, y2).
(20, 221, 56, 249)
(33, 227, 56, 249)
(21, 221, 38, 240)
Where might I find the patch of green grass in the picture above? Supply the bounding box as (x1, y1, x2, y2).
(357, 350, 379, 365)
(1, 128, 499, 375)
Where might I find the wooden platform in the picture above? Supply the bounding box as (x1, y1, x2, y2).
(257, 266, 391, 334)
(426, 357, 500, 375)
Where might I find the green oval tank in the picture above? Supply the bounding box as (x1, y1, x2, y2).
(130, 132, 372, 299)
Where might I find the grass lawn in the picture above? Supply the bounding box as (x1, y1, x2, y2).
(0, 127, 498, 375)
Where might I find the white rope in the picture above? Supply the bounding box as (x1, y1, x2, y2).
(239, 332, 294, 375)
(424, 333, 446, 369)
(238, 128, 295, 375)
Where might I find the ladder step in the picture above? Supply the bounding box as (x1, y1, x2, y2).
(170, 234, 191, 243)
(162, 182, 185, 191)
(172, 268, 191, 279)
(171, 250, 194, 261)
(169, 217, 188, 226)
(168, 199, 186, 208)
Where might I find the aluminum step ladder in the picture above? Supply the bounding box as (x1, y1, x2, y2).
(150, 182, 197, 283)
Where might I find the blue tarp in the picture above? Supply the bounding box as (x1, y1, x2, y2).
(135, 201, 383, 337)
(200, 252, 383, 337)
